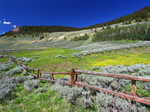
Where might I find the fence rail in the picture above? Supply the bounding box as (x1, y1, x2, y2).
(67, 69, 150, 82)
(40, 71, 70, 75)
(5, 53, 150, 106)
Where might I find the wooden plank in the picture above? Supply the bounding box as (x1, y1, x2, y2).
(19, 62, 26, 69)
(29, 72, 71, 85)
(71, 68, 75, 87)
(67, 69, 150, 82)
(29, 73, 36, 77)
(75, 81, 150, 105)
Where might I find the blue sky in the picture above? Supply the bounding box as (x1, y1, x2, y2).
(0, 0, 150, 35)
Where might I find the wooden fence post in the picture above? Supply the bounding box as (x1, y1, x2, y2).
(131, 74, 136, 105)
(71, 68, 75, 87)
(33, 70, 34, 74)
(51, 70, 54, 84)
(15, 60, 17, 64)
(51, 70, 54, 80)
(25, 67, 28, 76)
(37, 68, 39, 79)
(75, 67, 78, 81)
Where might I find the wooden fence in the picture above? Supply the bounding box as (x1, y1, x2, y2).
(6, 53, 150, 105)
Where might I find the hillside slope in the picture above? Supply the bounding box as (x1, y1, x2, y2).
(0, 21, 150, 49)
(1, 6, 150, 37)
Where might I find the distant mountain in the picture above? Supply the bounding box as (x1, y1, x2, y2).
(1, 6, 150, 37)
(1, 26, 83, 37)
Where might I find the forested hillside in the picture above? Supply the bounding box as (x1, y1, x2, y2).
(0, 6, 150, 37)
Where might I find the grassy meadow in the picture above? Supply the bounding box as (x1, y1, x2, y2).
(7, 46, 150, 73)
(1, 44, 150, 111)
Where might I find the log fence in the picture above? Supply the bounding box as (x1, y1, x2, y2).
(5, 53, 150, 105)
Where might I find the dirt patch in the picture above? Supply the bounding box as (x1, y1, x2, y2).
(29, 40, 37, 43)
(79, 33, 85, 36)
(59, 36, 64, 40)
(91, 33, 95, 36)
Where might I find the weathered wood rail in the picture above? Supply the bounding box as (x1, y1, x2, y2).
(5, 53, 150, 105)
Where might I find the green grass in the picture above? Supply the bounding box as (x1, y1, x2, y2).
(110, 39, 140, 44)
(0, 57, 9, 63)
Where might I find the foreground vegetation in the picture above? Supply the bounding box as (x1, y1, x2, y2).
(0, 43, 150, 111)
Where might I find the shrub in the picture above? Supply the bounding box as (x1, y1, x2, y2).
(32, 60, 36, 63)
(51, 80, 83, 104)
(81, 91, 93, 109)
(39, 36, 44, 40)
(55, 55, 66, 58)
(18, 75, 34, 83)
(14, 35, 17, 38)
(33, 56, 39, 58)
(0, 71, 4, 77)
(42, 73, 52, 79)
(21, 71, 26, 76)
(6, 66, 23, 76)
(34, 87, 46, 93)
(73, 34, 89, 41)
(96, 92, 146, 111)
(0, 77, 19, 99)
(0, 55, 3, 58)
(0, 63, 12, 71)
(25, 58, 31, 62)
(24, 79, 40, 91)
(115, 25, 118, 29)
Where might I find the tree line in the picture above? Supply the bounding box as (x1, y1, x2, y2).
(92, 23, 150, 41)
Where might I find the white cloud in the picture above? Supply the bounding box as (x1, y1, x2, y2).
(3, 21, 11, 24)
(12, 25, 16, 28)
(0, 21, 1, 23)
(2, 32, 5, 34)
(3, 19, 5, 21)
